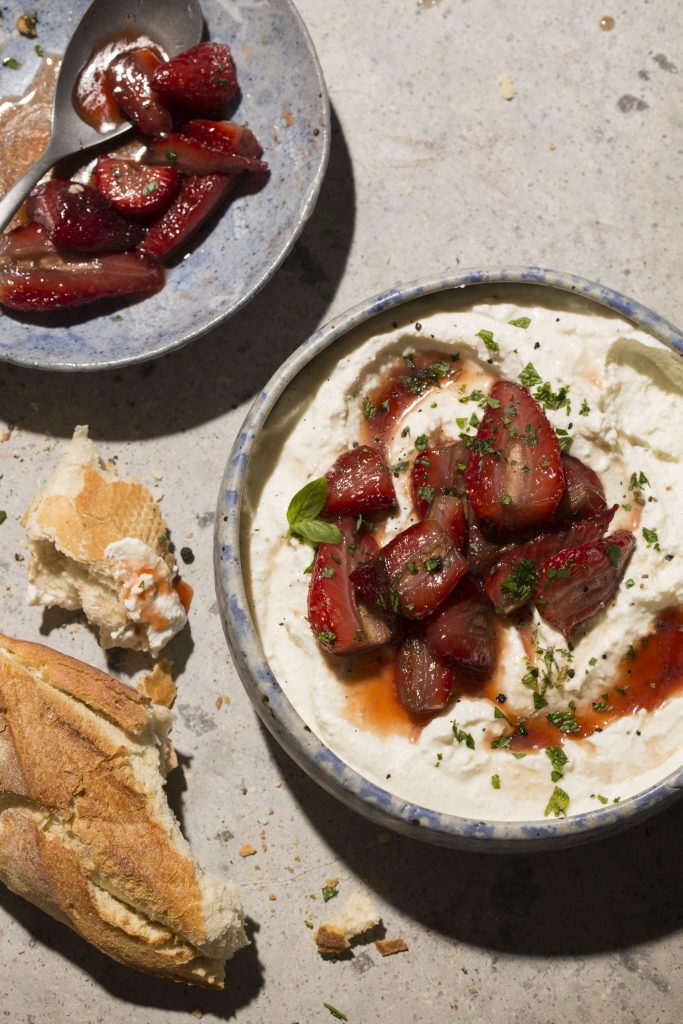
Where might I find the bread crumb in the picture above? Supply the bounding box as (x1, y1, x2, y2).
(275, 779, 284, 788)
(314, 924, 350, 955)
(325, 877, 339, 889)
(498, 72, 517, 100)
(239, 843, 257, 858)
(549, 142, 557, 151)
(376, 938, 409, 957)
(215, 696, 223, 710)
(191, 1010, 203, 1020)
(152, 470, 163, 481)
(138, 660, 176, 707)
(268, 893, 277, 901)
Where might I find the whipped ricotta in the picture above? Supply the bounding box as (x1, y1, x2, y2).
(245, 286, 683, 821)
(105, 538, 187, 656)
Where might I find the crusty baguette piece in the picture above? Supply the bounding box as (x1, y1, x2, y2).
(22, 426, 188, 655)
(0, 634, 247, 986)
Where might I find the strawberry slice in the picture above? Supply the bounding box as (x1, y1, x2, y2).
(425, 577, 497, 673)
(533, 530, 635, 639)
(137, 173, 239, 262)
(95, 158, 179, 221)
(185, 119, 264, 160)
(324, 446, 397, 517)
(147, 133, 268, 175)
(0, 223, 55, 262)
(0, 254, 164, 311)
(411, 441, 469, 519)
(430, 495, 466, 548)
(27, 180, 144, 253)
(395, 632, 454, 714)
(381, 521, 468, 620)
(554, 454, 606, 522)
(308, 519, 392, 655)
(151, 42, 238, 114)
(484, 504, 617, 614)
(465, 508, 504, 575)
(105, 47, 173, 137)
(465, 380, 564, 531)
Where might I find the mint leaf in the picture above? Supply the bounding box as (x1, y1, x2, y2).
(323, 1004, 348, 1021)
(509, 316, 531, 329)
(519, 362, 542, 388)
(452, 720, 475, 749)
(544, 786, 570, 817)
(287, 477, 327, 525)
(477, 328, 499, 353)
(296, 519, 343, 545)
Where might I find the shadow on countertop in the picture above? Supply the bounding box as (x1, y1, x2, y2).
(0, 889, 264, 1019)
(0, 103, 355, 443)
(265, 729, 683, 958)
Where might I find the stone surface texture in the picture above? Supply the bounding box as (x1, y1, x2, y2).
(1, 1, 682, 1022)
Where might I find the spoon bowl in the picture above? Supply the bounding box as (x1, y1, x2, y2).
(0, 0, 203, 231)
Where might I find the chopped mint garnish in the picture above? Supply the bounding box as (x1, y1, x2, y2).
(546, 709, 580, 734)
(519, 362, 542, 388)
(322, 884, 338, 902)
(579, 398, 590, 416)
(509, 316, 531, 329)
(452, 720, 475, 749)
(491, 774, 501, 789)
(545, 746, 568, 782)
(642, 527, 660, 551)
(544, 785, 570, 818)
(476, 328, 499, 353)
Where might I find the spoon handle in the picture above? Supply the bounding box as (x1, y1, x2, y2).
(0, 142, 63, 234)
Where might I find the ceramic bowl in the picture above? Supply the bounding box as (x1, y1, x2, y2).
(215, 267, 683, 851)
(0, 0, 329, 370)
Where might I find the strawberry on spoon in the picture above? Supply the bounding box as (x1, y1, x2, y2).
(465, 380, 564, 531)
(105, 47, 173, 137)
(152, 41, 238, 114)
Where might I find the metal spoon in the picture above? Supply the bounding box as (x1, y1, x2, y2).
(0, 0, 203, 232)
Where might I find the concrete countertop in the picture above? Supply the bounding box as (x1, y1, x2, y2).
(1, 1, 681, 1021)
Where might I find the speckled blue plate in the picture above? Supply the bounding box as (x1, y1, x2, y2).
(215, 267, 683, 851)
(0, 0, 329, 370)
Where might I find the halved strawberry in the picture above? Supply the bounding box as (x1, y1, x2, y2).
(533, 529, 635, 639)
(465, 509, 504, 575)
(430, 495, 466, 549)
(151, 41, 238, 114)
(185, 119, 264, 159)
(381, 521, 468, 620)
(484, 505, 617, 614)
(95, 158, 180, 221)
(554, 454, 606, 522)
(105, 47, 173, 137)
(137, 173, 239, 262)
(0, 254, 164, 311)
(324, 446, 397, 517)
(147, 133, 268, 175)
(0, 223, 55, 262)
(27, 180, 144, 253)
(411, 441, 468, 519)
(465, 380, 564, 531)
(395, 632, 454, 714)
(308, 519, 392, 655)
(425, 577, 497, 673)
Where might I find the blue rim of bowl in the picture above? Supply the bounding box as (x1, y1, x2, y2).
(215, 266, 683, 851)
(0, 0, 331, 373)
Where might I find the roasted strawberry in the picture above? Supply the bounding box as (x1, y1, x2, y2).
(147, 133, 268, 175)
(411, 441, 468, 519)
(465, 380, 564, 531)
(533, 530, 635, 639)
(484, 505, 617, 614)
(138, 173, 239, 262)
(308, 519, 391, 655)
(151, 41, 238, 114)
(554, 454, 606, 522)
(425, 577, 497, 673)
(395, 632, 454, 713)
(324, 446, 397, 517)
(381, 521, 468, 620)
(105, 47, 173, 137)
(0, 254, 164, 311)
(0, 223, 55, 262)
(430, 495, 466, 549)
(27, 180, 144, 253)
(349, 554, 398, 621)
(185, 119, 264, 159)
(95, 158, 180, 221)
(465, 509, 504, 575)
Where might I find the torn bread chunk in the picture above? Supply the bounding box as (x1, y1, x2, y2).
(0, 634, 246, 987)
(22, 426, 190, 655)
(314, 891, 381, 954)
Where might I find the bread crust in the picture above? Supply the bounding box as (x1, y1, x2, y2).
(0, 634, 246, 986)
